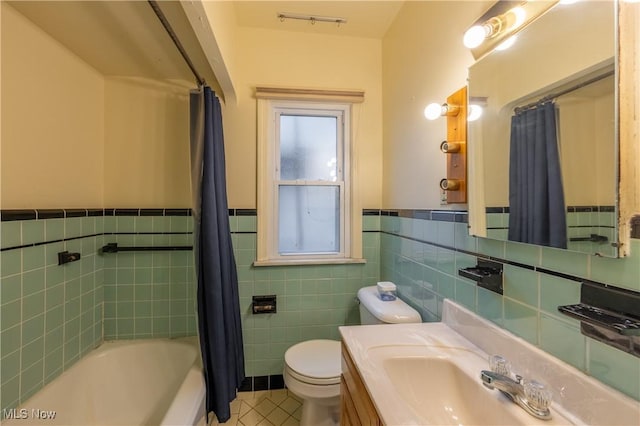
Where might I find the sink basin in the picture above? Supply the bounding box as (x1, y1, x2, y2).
(340, 300, 640, 426)
(383, 356, 523, 425)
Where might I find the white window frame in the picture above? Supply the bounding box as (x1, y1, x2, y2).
(255, 91, 364, 266)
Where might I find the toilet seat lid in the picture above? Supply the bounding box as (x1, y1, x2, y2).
(285, 340, 341, 380)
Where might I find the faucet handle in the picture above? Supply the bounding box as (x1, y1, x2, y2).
(524, 379, 553, 411)
(489, 355, 512, 377)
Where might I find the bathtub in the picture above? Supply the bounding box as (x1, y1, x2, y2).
(3, 338, 205, 425)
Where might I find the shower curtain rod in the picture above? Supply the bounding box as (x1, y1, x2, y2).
(147, 0, 205, 86)
(514, 69, 615, 113)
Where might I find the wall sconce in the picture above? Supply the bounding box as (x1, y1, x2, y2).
(424, 102, 460, 120)
(440, 178, 461, 191)
(440, 141, 462, 153)
(425, 102, 483, 122)
(437, 86, 467, 204)
(463, 6, 526, 49)
(464, 1, 559, 60)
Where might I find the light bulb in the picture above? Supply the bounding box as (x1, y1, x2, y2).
(495, 35, 517, 51)
(463, 25, 488, 48)
(510, 6, 527, 29)
(424, 103, 444, 120)
(467, 104, 483, 122)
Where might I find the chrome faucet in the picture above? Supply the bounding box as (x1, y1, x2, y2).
(481, 368, 553, 420)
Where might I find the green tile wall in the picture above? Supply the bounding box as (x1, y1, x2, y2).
(2, 209, 637, 411)
(486, 209, 617, 257)
(102, 215, 196, 339)
(380, 214, 640, 401)
(0, 217, 103, 412)
(237, 216, 380, 377)
(0, 210, 197, 414)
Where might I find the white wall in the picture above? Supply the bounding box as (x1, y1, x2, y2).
(103, 77, 192, 208)
(1, 3, 194, 209)
(1, 2, 105, 208)
(381, 1, 492, 209)
(223, 26, 384, 209)
(559, 91, 616, 206)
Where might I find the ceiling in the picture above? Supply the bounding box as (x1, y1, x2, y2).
(234, 1, 405, 39)
(6, 0, 406, 96)
(7, 1, 220, 87)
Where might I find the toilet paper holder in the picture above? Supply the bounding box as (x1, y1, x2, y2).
(252, 295, 277, 314)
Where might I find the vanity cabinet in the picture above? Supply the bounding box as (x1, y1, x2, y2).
(341, 343, 382, 426)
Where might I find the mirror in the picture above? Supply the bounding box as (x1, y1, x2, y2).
(468, 0, 617, 257)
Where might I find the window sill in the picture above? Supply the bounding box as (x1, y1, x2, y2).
(253, 258, 366, 267)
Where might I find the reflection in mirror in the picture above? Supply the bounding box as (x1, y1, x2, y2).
(468, 0, 617, 257)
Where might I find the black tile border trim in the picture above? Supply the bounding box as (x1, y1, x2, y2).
(381, 209, 468, 223)
(114, 209, 140, 216)
(164, 209, 191, 216)
(139, 209, 165, 216)
(486, 206, 616, 214)
(237, 374, 286, 392)
(598, 206, 616, 213)
(235, 209, 258, 216)
(2, 208, 468, 223)
(38, 209, 65, 219)
(486, 225, 618, 231)
(206, 209, 469, 223)
(65, 209, 87, 218)
(1, 210, 37, 221)
(1, 208, 194, 221)
(536, 267, 584, 282)
(227, 209, 258, 216)
(486, 207, 508, 214)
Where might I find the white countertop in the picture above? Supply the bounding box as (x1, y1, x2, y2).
(339, 299, 640, 426)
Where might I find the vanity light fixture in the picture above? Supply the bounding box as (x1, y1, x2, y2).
(464, 1, 559, 59)
(463, 6, 526, 49)
(424, 102, 460, 120)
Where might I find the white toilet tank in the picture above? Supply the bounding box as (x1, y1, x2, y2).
(357, 286, 422, 324)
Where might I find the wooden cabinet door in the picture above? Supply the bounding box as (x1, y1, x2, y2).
(340, 344, 382, 426)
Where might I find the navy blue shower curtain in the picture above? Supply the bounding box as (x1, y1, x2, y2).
(508, 101, 567, 249)
(190, 86, 244, 423)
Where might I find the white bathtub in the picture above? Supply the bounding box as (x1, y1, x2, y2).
(3, 338, 205, 426)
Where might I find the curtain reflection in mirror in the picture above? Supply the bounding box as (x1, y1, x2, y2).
(508, 102, 567, 248)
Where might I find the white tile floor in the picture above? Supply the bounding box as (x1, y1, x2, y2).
(208, 390, 302, 426)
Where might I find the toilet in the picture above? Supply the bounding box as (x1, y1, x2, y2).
(283, 285, 422, 426)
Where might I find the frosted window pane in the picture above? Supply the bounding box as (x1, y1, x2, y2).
(280, 115, 338, 181)
(278, 186, 340, 254)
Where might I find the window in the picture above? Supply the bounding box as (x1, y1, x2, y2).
(255, 89, 364, 265)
